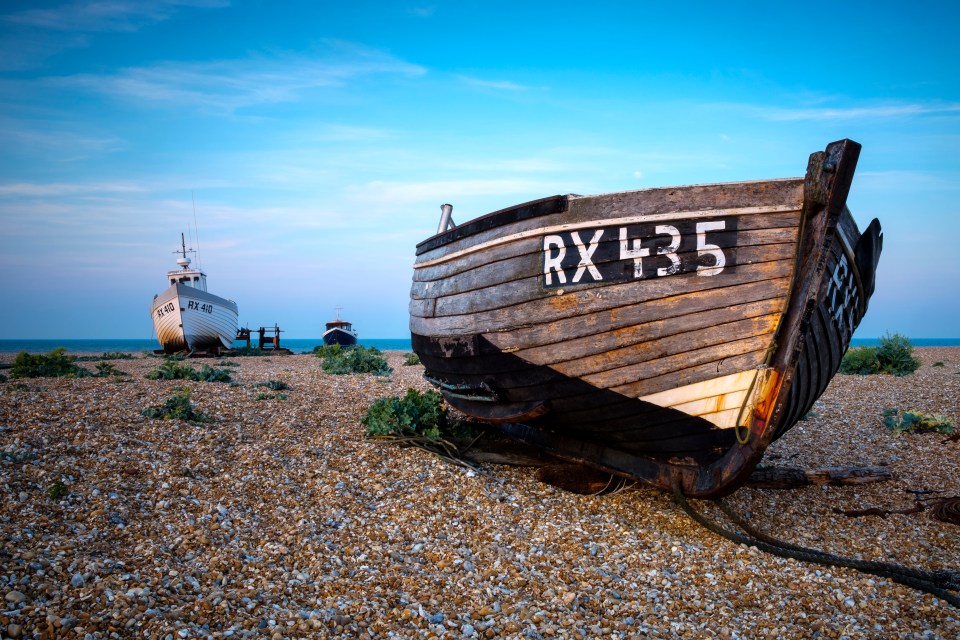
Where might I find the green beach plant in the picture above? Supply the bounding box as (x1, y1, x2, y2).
(94, 362, 129, 377)
(363, 389, 482, 470)
(838, 346, 880, 375)
(195, 364, 232, 382)
(839, 332, 921, 377)
(254, 380, 289, 391)
(145, 360, 232, 383)
(141, 388, 210, 423)
(364, 389, 447, 439)
(146, 359, 197, 380)
(10, 348, 92, 379)
(363, 388, 476, 440)
(76, 352, 136, 362)
(47, 481, 69, 500)
(403, 352, 421, 366)
(882, 408, 954, 435)
(312, 344, 344, 358)
(875, 332, 922, 375)
(318, 345, 392, 376)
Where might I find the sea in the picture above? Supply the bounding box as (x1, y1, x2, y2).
(0, 338, 413, 355)
(0, 337, 957, 355)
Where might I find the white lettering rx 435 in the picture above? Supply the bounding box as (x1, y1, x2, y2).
(542, 218, 736, 287)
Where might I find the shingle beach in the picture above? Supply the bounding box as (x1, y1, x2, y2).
(2, 348, 958, 639)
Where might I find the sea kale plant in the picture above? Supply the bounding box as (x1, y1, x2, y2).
(10, 348, 92, 379)
(145, 359, 232, 383)
(882, 408, 954, 435)
(316, 345, 392, 376)
(363, 388, 476, 440)
(254, 380, 289, 390)
(141, 387, 210, 423)
(839, 332, 921, 377)
(146, 359, 197, 380)
(76, 352, 136, 362)
(94, 361, 129, 377)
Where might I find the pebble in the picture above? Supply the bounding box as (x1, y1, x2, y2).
(0, 349, 957, 638)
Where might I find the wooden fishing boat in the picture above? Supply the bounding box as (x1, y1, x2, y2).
(409, 139, 882, 497)
(151, 234, 239, 354)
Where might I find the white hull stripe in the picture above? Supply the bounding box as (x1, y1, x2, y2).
(414, 204, 801, 269)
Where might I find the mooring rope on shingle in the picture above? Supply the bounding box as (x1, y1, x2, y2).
(670, 476, 960, 608)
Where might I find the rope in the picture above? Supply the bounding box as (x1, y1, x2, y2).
(671, 476, 960, 608)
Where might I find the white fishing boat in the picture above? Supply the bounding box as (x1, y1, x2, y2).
(151, 234, 239, 354)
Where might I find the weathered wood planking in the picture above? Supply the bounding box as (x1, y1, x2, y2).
(505, 296, 786, 369)
(410, 258, 794, 333)
(485, 278, 791, 353)
(411, 232, 797, 301)
(431, 316, 776, 397)
(409, 139, 883, 497)
(413, 210, 803, 284)
(551, 313, 781, 382)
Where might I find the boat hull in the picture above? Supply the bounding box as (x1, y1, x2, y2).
(409, 139, 882, 496)
(322, 327, 358, 346)
(151, 284, 239, 354)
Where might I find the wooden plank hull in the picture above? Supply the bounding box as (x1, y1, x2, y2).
(151, 284, 239, 354)
(409, 139, 882, 497)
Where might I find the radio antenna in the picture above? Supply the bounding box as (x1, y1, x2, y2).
(192, 192, 202, 271)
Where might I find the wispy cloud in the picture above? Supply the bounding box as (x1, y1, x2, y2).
(456, 75, 535, 92)
(729, 102, 960, 121)
(0, 181, 144, 198)
(0, 117, 125, 160)
(49, 45, 426, 113)
(0, 1, 229, 70)
(408, 6, 436, 18)
(303, 124, 396, 142)
(2, 0, 228, 32)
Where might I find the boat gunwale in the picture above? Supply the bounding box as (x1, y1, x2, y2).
(415, 204, 803, 268)
(415, 177, 806, 257)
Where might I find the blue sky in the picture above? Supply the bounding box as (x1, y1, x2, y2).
(1, 1, 957, 339)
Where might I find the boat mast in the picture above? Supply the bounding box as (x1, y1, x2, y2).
(174, 233, 196, 270)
